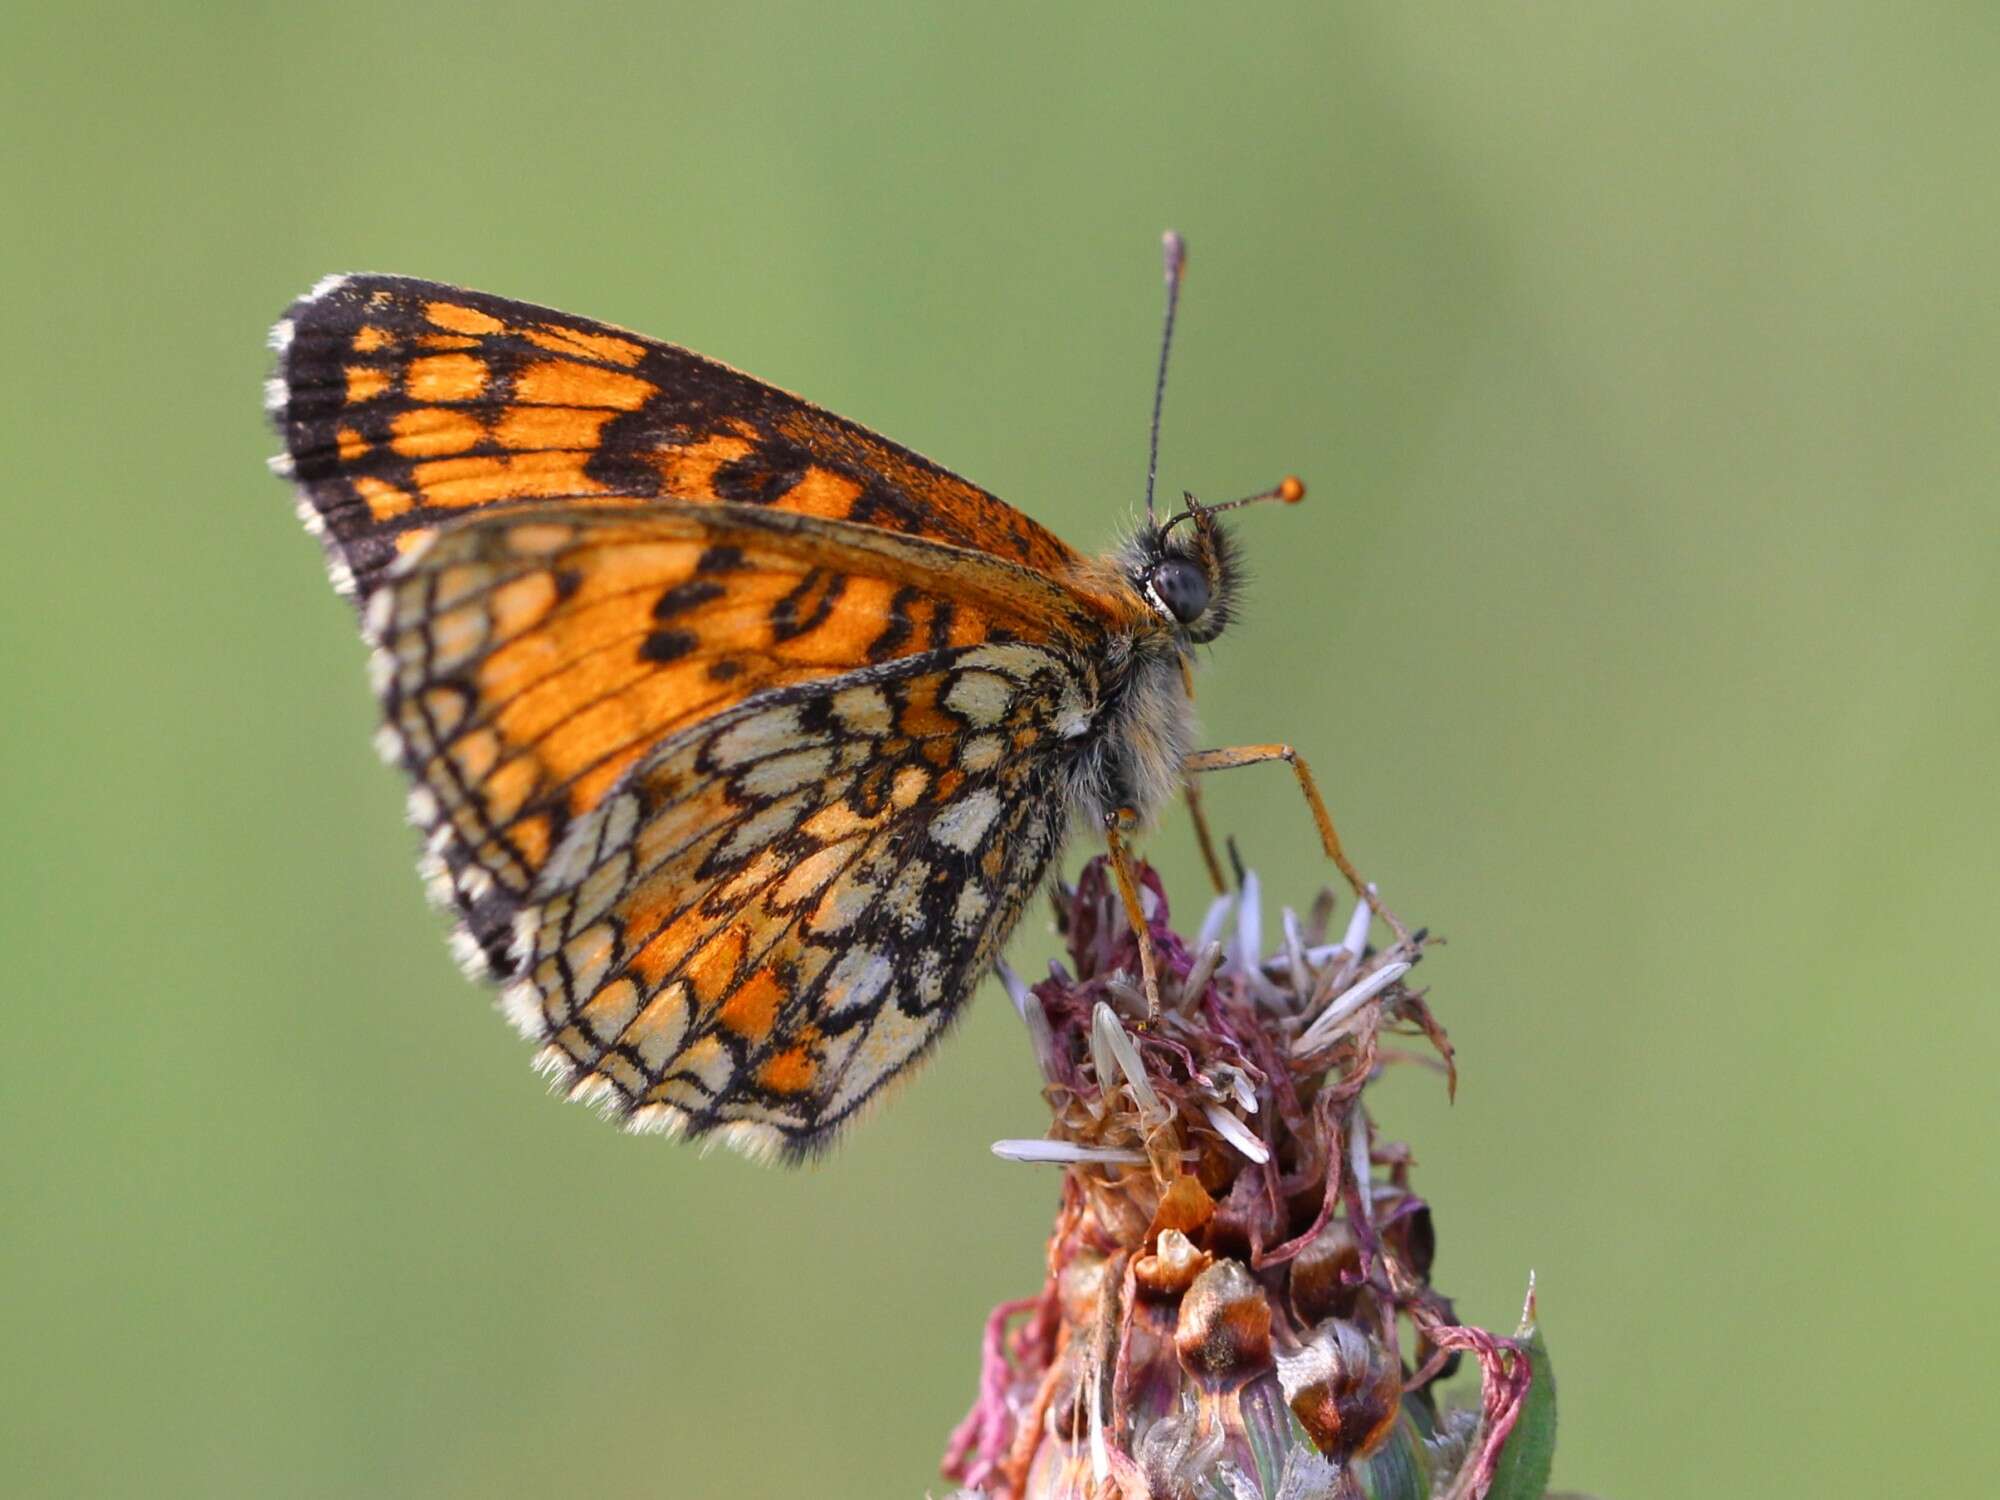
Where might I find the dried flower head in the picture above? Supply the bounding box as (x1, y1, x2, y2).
(941, 860, 1539, 1500)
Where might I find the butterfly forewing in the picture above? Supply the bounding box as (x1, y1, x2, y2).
(271, 274, 1082, 601)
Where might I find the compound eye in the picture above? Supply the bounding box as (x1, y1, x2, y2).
(1149, 556, 1211, 624)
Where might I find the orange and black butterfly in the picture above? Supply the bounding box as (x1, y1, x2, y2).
(266, 237, 1383, 1162)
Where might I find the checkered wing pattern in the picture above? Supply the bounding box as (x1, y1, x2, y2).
(364, 501, 1100, 1157)
(506, 645, 1081, 1160)
(265, 272, 1173, 1160)
(268, 274, 1082, 602)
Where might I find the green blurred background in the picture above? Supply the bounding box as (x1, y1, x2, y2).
(4, 4, 1994, 1496)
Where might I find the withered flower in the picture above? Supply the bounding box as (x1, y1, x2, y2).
(940, 860, 1543, 1500)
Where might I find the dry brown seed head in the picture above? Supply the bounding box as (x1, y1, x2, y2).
(1288, 1216, 1365, 1326)
(1276, 1317, 1405, 1465)
(1174, 1258, 1274, 1392)
(1135, 1227, 1212, 1296)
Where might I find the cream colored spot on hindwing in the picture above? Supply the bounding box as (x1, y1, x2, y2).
(953, 882, 991, 932)
(570, 851, 634, 930)
(823, 947, 894, 1014)
(719, 794, 811, 863)
(913, 952, 945, 1006)
(708, 707, 807, 769)
(773, 840, 854, 908)
(674, 1035, 736, 1095)
(928, 788, 1002, 852)
(881, 859, 932, 933)
(828, 1003, 933, 1114)
(809, 872, 877, 934)
(831, 684, 893, 735)
(629, 983, 692, 1070)
(561, 923, 618, 995)
(577, 976, 642, 1045)
(959, 734, 1005, 772)
(957, 641, 1050, 679)
(735, 747, 834, 800)
(944, 671, 1014, 728)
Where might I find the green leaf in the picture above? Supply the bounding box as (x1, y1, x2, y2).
(1487, 1321, 1557, 1500)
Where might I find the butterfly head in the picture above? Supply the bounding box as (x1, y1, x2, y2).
(1137, 476, 1305, 645)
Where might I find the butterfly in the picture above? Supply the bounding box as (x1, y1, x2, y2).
(265, 236, 1390, 1162)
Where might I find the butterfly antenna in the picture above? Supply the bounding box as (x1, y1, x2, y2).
(1162, 476, 1307, 536)
(1143, 230, 1188, 525)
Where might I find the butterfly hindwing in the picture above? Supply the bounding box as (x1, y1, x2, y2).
(269, 274, 1083, 602)
(499, 641, 1088, 1159)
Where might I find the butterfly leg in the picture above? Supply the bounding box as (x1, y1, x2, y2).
(1103, 808, 1165, 1022)
(1182, 780, 1229, 895)
(1182, 744, 1411, 950)
(1176, 656, 1228, 895)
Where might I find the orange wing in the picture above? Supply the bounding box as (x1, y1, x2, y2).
(268, 274, 1082, 601)
(267, 274, 1164, 1157)
(367, 501, 1104, 1156)
(505, 638, 1086, 1160)
(367, 499, 1103, 979)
